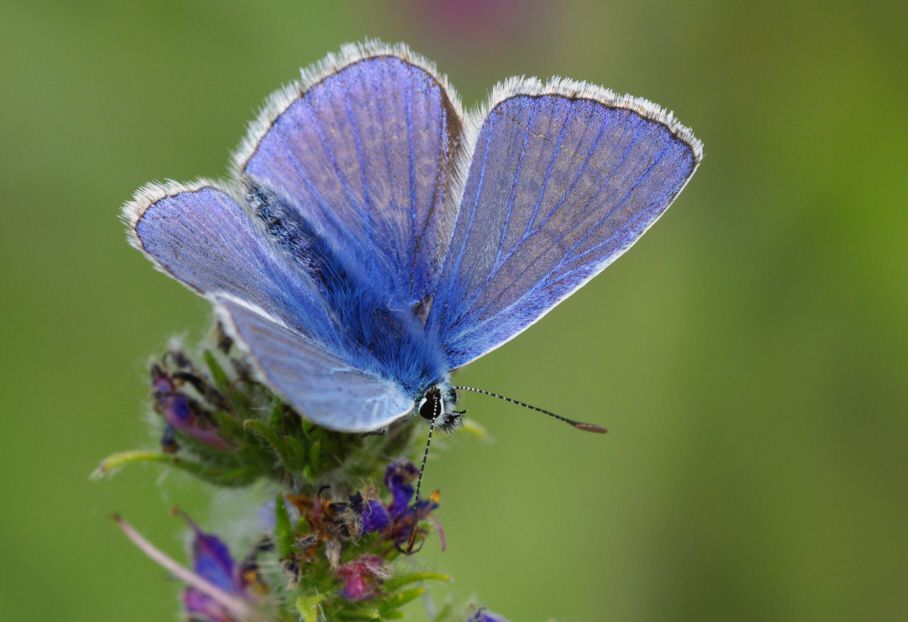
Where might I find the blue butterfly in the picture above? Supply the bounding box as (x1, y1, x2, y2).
(124, 41, 701, 441)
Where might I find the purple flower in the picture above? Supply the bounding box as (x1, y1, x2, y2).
(357, 462, 442, 549)
(181, 515, 254, 622)
(384, 462, 419, 519)
(360, 499, 391, 535)
(468, 609, 510, 622)
(151, 364, 229, 449)
(337, 555, 388, 601)
(114, 514, 260, 622)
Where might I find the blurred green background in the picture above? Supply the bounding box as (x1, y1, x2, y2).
(1, 1, 906, 620)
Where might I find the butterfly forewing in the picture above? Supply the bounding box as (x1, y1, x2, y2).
(429, 90, 700, 368)
(128, 183, 334, 341)
(238, 52, 463, 314)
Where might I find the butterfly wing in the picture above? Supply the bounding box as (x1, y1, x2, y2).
(215, 295, 412, 432)
(428, 81, 702, 368)
(125, 181, 335, 341)
(235, 42, 464, 315)
(125, 182, 411, 430)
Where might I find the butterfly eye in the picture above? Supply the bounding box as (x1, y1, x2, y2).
(418, 394, 438, 421)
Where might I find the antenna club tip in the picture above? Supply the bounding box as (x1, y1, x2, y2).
(573, 422, 608, 434)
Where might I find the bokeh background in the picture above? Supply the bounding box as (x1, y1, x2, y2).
(1, 1, 906, 620)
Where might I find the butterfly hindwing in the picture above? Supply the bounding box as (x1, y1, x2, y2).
(429, 84, 702, 368)
(215, 295, 413, 432)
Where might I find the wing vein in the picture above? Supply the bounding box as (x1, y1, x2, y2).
(449, 108, 610, 320)
(492, 98, 540, 268)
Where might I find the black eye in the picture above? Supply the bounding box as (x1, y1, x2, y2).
(419, 396, 437, 420)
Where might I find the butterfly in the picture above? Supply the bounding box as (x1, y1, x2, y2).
(124, 41, 701, 445)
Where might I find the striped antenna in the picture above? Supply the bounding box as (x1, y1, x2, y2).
(405, 399, 438, 554)
(453, 386, 607, 434)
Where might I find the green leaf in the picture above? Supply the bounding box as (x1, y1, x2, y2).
(337, 607, 382, 620)
(211, 410, 244, 438)
(243, 419, 295, 470)
(203, 350, 230, 391)
(268, 400, 284, 427)
(296, 593, 325, 622)
(299, 419, 313, 441)
(432, 600, 455, 622)
(309, 439, 321, 471)
(383, 572, 451, 591)
(284, 435, 307, 471)
(381, 586, 426, 612)
(91, 450, 255, 485)
(274, 494, 294, 559)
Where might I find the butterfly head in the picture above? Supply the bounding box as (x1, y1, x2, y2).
(417, 384, 463, 432)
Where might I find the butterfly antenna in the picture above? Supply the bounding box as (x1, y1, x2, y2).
(452, 386, 607, 433)
(405, 403, 437, 554)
